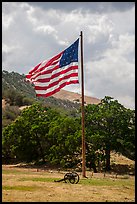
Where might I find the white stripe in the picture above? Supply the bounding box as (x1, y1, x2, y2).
(37, 60, 47, 70)
(31, 63, 59, 81)
(33, 69, 78, 87)
(32, 62, 78, 81)
(35, 76, 78, 94)
(30, 57, 63, 80)
(37, 55, 62, 70)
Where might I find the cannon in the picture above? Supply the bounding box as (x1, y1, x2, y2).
(54, 172, 80, 184)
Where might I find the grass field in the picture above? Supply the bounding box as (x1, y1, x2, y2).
(2, 164, 135, 202)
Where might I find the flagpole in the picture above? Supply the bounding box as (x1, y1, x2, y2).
(80, 31, 86, 178)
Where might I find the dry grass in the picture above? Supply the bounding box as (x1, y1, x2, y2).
(2, 164, 135, 202)
(110, 152, 135, 165)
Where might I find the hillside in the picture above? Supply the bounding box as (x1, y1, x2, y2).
(2, 70, 101, 110)
(2, 70, 36, 99)
(54, 89, 101, 105)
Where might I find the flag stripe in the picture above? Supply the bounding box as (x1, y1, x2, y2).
(36, 80, 79, 98)
(33, 65, 78, 83)
(30, 52, 62, 75)
(31, 60, 77, 81)
(35, 73, 78, 90)
(29, 63, 41, 75)
(36, 77, 78, 94)
(27, 56, 62, 81)
(30, 65, 60, 81)
(38, 52, 62, 70)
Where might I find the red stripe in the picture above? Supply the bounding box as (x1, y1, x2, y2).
(35, 72, 78, 90)
(44, 52, 62, 68)
(34, 65, 78, 83)
(32, 52, 62, 75)
(27, 51, 62, 78)
(30, 65, 59, 81)
(36, 80, 79, 98)
(29, 63, 41, 75)
(26, 74, 32, 79)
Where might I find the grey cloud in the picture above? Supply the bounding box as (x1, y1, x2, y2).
(28, 2, 134, 13)
(2, 51, 11, 64)
(86, 72, 135, 109)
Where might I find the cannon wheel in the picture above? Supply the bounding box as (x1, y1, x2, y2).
(64, 172, 79, 184)
(64, 173, 71, 183)
(71, 172, 79, 184)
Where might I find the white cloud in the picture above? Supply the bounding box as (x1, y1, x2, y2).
(108, 6, 135, 35)
(36, 25, 57, 35)
(2, 13, 13, 28)
(85, 31, 135, 109)
(2, 43, 19, 53)
(87, 15, 114, 44)
(115, 95, 135, 110)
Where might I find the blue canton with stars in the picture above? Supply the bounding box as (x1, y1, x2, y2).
(59, 38, 79, 68)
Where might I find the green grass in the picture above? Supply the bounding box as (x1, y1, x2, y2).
(18, 177, 134, 187)
(3, 168, 134, 188)
(79, 178, 134, 187)
(19, 177, 58, 182)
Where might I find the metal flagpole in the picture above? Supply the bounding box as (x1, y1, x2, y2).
(80, 31, 86, 178)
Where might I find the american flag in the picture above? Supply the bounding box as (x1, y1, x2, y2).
(26, 38, 79, 98)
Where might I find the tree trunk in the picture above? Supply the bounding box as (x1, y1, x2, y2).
(36, 133, 45, 163)
(105, 147, 111, 171)
(89, 160, 97, 173)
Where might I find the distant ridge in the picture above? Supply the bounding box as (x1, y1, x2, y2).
(53, 89, 101, 105)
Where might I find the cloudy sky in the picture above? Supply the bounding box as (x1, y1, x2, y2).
(2, 2, 135, 109)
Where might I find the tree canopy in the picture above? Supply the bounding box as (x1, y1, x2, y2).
(84, 96, 135, 171)
(2, 97, 135, 172)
